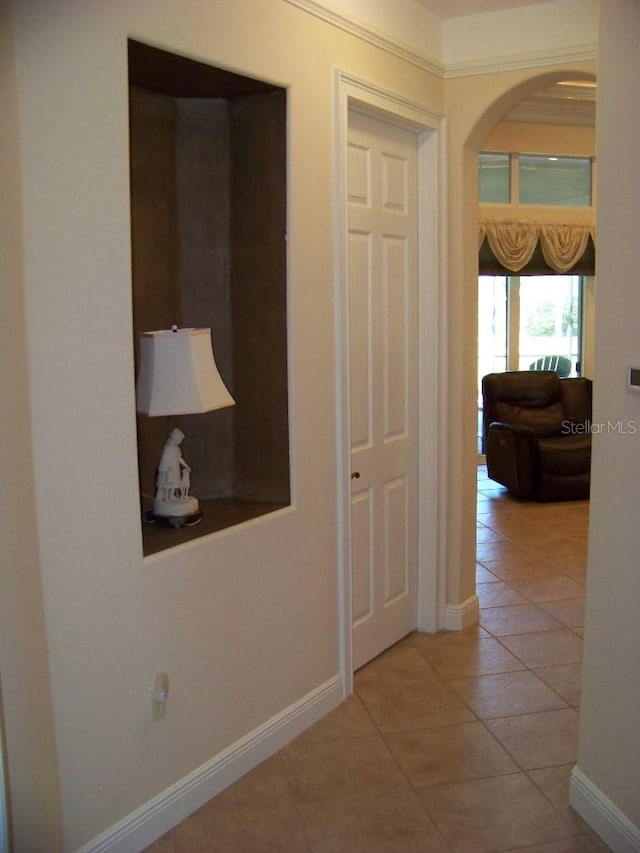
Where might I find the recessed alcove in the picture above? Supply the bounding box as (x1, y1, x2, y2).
(128, 40, 290, 555)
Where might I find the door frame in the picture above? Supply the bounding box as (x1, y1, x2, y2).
(334, 71, 448, 694)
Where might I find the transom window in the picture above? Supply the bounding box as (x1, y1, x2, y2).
(478, 152, 593, 207)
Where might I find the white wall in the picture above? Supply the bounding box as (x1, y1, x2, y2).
(443, 0, 598, 70)
(6, 0, 444, 848)
(570, 0, 640, 846)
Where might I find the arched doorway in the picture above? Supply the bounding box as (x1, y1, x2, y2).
(440, 64, 596, 632)
(467, 69, 596, 614)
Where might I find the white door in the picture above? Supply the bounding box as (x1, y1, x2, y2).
(348, 109, 419, 670)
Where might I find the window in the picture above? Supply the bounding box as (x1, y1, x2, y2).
(519, 155, 591, 206)
(478, 152, 510, 203)
(478, 152, 593, 206)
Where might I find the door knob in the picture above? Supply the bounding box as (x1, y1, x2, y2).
(351, 471, 360, 479)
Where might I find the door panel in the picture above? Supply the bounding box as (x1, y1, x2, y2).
(383, 235, 409, 438)
(348, 231, 373, 450)
(348, 110, 418, 670)
(384, 476, 408, 603)
(351, 490, 373, 625)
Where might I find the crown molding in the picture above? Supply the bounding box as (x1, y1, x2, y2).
(282, 0, 444, 76)
(443, 42, 597, 78)
(282, 0, 597, 81)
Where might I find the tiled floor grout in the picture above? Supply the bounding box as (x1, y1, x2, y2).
(145, 466, 611, 852)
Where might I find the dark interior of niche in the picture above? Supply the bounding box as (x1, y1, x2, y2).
(128, 40, 290, 556)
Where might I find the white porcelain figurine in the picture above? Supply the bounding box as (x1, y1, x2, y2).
(153, 427, 199, 523)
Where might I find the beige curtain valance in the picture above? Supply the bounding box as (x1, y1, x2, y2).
(478, 220, 596, 273)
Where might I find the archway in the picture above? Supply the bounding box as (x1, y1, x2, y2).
(464, 68, 596, 608)
(465, 70, 596, 152)
(440, 62, 596, 632)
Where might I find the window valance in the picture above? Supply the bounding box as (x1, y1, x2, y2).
(478, 220, 596, 274)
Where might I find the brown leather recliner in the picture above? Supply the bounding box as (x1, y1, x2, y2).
(482, 370, 592, 501)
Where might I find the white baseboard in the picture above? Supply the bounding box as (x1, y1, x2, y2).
(80, 674, 344, 853)
(444, 593, 479, 631)
(570, 766, 640, 852)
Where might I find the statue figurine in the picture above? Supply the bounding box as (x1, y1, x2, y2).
(153, 427, 200, 524)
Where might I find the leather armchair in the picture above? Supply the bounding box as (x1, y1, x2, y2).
(482, 370, 592, 501)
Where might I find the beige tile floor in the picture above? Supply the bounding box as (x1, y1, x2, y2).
(145, 466, 611, 852)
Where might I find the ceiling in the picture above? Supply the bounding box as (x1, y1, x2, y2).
(414, 0, 556, 17)
(504, 80, 596, 127)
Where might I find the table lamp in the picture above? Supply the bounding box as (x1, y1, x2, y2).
(136, 326, 235, 526)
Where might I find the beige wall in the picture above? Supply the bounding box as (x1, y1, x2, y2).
(482, 119, 595, 157)
(572, 0, 640, 834)
(8, 0, 637, 849)
(0, 1, 63, 849)
(6, 0, 443, 847)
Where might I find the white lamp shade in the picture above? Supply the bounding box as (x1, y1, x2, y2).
(136, 327, 235, 416)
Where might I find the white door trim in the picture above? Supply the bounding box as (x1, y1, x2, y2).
(334, 70, 448, 695)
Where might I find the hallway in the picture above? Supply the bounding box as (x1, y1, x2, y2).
(146, 467, 609, 852)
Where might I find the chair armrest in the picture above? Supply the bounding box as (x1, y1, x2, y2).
(560, 377, 592, 424)
(486, 421, 537, 497)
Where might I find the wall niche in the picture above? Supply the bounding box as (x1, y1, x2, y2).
(128, 40, 290, 556)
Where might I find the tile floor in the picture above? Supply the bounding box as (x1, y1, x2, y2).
(145, 466, 611, 852)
